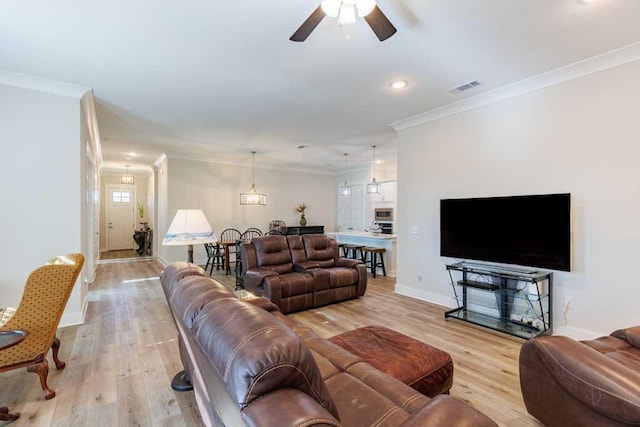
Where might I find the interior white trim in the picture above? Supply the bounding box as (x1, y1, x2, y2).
(0, 69, 90, 99)
(391, 41, 640, 131)
(394, 284, 455, 309)
(60, 310, 85, 328)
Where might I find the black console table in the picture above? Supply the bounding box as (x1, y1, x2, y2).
(133, 229, 153, 256)
(445, 262, 552, 339)
(282, 225, 324, 235)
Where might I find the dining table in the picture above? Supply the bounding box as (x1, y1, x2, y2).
(0, 329, 27, 422)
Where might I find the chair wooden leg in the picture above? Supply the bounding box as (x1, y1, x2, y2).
(0, 406, 20, 422)
(51, 336, 66, 370)
(27, 360, 55, 400)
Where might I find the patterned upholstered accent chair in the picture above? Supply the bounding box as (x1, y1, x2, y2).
(0, 253, 84, 400)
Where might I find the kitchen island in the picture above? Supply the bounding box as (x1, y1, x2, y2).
(327, 231, 397, 277)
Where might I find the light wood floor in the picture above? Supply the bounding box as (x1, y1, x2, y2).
(0, 260, 542, 426)
(100, 249, 140, 260)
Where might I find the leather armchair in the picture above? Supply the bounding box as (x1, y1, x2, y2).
(520, 326, 640, 427)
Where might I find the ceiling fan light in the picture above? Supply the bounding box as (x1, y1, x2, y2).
(338, 3, 357, 25)
(356, 0, 376, 17)
(321, 0, 341, 17)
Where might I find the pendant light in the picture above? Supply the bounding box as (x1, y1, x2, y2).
(367, 145, 381, 194)
(240, 151, 267, 205)
(121, 165, 134, 185)
(340, 153, 351, 197)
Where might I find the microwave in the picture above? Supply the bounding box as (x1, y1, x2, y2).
(375, 208, 393, 222)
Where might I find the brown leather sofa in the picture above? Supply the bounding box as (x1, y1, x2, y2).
(161, 262, 497, 427)
(520, 326, 640, 426)
(241, 234, 367, 313)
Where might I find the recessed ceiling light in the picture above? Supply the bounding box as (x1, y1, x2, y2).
(125, 157, 132, 160)
(389, 80, 408, 90)
(376, 160, 383, 164)
(128, 152, 137, 157)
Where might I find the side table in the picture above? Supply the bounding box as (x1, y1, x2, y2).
(0, 330, 27, 422)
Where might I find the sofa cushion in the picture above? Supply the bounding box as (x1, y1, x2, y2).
(325, 267, 359, 288)
(189, 296, 339, 419)
(303, 234, 336, 268)
(273, 272, 316, 298)
(253, 236, 293, 274)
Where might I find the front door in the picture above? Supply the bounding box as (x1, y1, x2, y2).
(107, 186, 135, 250)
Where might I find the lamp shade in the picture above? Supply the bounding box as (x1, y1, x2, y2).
(162, 209, 218, 246)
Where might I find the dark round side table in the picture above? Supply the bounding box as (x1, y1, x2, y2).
(0, 330, 27, 423)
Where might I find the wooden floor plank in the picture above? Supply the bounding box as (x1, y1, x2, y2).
(0, 259, 542, 426)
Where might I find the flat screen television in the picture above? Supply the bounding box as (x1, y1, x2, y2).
(440, 193, 571, 271)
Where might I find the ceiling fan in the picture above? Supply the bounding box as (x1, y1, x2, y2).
(290, 0, 397, 42)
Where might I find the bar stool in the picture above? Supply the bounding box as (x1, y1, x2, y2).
(343, 244, 364, 260)
(362, 247, 386, 278)
(338, 243, 347, 257)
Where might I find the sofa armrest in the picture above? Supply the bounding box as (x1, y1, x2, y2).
(242, 389, 340, 427)
(521, 335, 640, 423)
(611, 325, 640, 348)
(244, 268, 279, 291)
(335, 257, 362, 268)
(294, 261, 322, 271)
(401, 395, 496, 427)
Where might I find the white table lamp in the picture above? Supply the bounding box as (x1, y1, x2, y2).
(162, 209, 218, 263)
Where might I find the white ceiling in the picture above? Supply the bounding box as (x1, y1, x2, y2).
(2, 0, 640, 173)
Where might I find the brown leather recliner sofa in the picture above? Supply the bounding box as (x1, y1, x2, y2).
(241, 234, 367, 314)
(161, 262, 497, 427)
(519, 326, 640, 427)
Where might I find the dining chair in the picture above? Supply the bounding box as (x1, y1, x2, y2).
(265, 230, 284, 236)
(220, 228, 242, 271)
(268, 220, 286, 234)
(0, 253, 84, 400)
(203, 243, 222, 275)
(242, 227, 263, 240)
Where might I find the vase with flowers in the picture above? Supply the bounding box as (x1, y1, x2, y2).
(295, 203, 308, 226)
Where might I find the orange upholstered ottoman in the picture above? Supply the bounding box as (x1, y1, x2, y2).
(328, 325, 453, 397)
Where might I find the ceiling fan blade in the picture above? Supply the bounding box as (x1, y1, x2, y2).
(364, 5, 397, 41)
(290, 6, 326, 42)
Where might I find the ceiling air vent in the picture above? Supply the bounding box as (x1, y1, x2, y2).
(449, 80, 481, 94)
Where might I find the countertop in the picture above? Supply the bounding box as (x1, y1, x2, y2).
(327, 231, 397, 240)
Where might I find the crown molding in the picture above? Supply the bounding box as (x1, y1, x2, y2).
(0, 69, 90, 99)
(391, 41, 640, 131)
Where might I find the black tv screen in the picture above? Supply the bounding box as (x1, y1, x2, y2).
(440, 193, 571, 271)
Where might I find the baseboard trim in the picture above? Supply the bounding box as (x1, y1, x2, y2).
(60, 310, 85, 328)
(157, 257, 169, 267)
(394, 284, 456, 309)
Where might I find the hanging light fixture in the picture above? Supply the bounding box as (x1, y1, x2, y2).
(367, 145, 381, 194)
(340, 153, 351, 197)
(240, 151, 267, 206)
(121, 165, 134, 185)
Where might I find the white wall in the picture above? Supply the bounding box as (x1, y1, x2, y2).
(0, 83, 85, 325)
(395, 59, 640, 338)
(159, 158, 337, 264)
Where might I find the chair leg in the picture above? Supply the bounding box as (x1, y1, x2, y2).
(27, 360, 55, 400)
(51, 336, 65, 370)
(372, 253, 377, 278)
(0, 406, 20, 422)
(380, 253, 386, 277)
